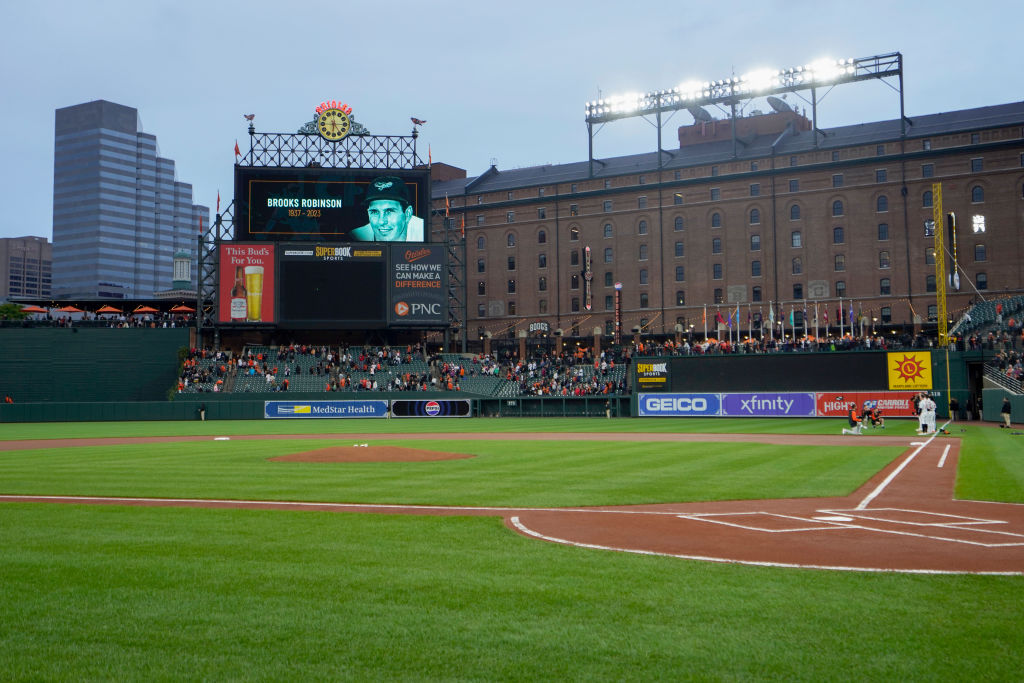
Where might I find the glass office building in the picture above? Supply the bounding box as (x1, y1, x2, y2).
(52, 100, 208, 298)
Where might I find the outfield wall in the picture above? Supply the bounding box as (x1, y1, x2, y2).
(0, 328, 189, 403)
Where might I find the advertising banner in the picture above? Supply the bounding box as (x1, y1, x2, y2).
(264, 400, 387, 419)
(720, 393, 816, 417)
(219, 243, 276, 324)
(887, 351, 933, 391)
(388, 245, 447, 326)
(635, 361, 669, 390)
(637, 393, 721, 417)
(816, 391, 921, 418)
(391, 399, 472, 418)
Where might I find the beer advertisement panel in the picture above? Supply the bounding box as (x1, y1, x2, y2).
(388, 244, 447, 326)
(218, 243, 276, 324)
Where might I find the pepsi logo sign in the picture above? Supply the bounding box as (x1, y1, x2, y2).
(425, 401, 441, 416)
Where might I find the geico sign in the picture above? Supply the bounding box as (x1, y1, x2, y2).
(643, 396, 708, 412)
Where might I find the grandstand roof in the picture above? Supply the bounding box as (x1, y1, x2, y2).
(432, 100, 1024, 198)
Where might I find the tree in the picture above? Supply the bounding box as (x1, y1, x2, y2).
(0, 303, 29, 320)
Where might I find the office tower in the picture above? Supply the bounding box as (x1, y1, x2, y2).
(52, 100, 208, 298)
(0, 236, 52, 301)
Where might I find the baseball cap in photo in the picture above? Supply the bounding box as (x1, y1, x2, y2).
(363, 176, 410, 207)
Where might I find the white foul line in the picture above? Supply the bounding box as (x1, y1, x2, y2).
(937, 444, 951, 469)
(508, 516, 1022, 576)
(856, 432, 942, 510)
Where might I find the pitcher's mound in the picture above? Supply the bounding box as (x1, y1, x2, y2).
(270, 445, 474, 463)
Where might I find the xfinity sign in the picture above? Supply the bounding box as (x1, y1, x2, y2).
(638, 393, 720, 417)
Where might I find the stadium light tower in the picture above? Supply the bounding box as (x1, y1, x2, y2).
(583, 52, 905, 177)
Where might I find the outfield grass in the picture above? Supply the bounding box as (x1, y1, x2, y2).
(1, 418, 1023, 680)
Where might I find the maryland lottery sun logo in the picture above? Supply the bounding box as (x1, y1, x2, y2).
(887, 352, 932, 391)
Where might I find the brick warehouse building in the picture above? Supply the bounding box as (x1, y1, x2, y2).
(430, 101, 1024, 346)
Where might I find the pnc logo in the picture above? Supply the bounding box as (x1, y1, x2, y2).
(394, 302, 410, 316)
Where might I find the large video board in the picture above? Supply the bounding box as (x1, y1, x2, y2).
(234, 167, 429, 243)
(278, 244, 388, 328)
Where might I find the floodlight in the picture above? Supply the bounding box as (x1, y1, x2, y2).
(741, 69, 778, 93)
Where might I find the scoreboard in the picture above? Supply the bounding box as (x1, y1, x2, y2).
(217, 242, 447, 329)
(219, 164, 445, 330)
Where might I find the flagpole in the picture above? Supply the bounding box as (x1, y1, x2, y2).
(703, 304, 707, 342)
(839, 298, 844, 337)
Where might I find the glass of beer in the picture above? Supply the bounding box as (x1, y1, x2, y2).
(244, 265, 264, 322)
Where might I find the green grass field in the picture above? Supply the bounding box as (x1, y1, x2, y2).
(2, 418, 1023, 680)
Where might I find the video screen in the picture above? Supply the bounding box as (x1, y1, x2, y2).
(234, 168, 429, 243)
(277, 244, 387, 328)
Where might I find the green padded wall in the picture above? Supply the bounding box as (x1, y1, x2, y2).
(0, 328, 188, 403)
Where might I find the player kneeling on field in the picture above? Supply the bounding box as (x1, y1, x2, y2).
(842, 403, 863, 435)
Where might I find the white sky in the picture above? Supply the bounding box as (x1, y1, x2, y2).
(1, 0, 1021, 240)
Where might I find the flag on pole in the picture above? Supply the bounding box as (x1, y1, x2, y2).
(445, 194, 450, 218)
(460, 213, 465, 239)
(768, 302, 775, 325)
(789, 307, 795, 327)
(234, 140, 241, 158)
(428, 145, 432, 167)
(849, 302, 856, 325)
(198, 215, 203, 236)
(216, 190, 220, 214)
(715, 310, 726, 327)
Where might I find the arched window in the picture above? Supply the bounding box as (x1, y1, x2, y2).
(675, 266, 685, 282)
(752, 286, 762, 302)
(569, 225, 579, 241)
(477, 259, 485, 273)
(792, 257, 802, 275)
(674, 216, 684, 231)
(570, 274, 579, 289)
(751, 260, 761, 277)
(832, 200, 844, 217)
(880, 278, 891, 295)
(538, 253, 547, 268)
(675, 290, 685, 306)
(639, 244, 648, 260)
(537, 229, 546, 244)
(638, 220, 648, 235)
(833, 226, 844, 244)
(639, 269, 648, 285)
(971, 185, 985, 203)
(477, 281, 486, 295)
(877, 195, 888, 212)
(879, 251, 891, 269)
(674, 241, 684, 257)
(791, 231, 802, 248)
(604, 247, 613, 263)
(751, 235, 761, 251)
(506, 232, 516, 247)
(476, 235, 486, 250)
(926, 274, 936, 293)
(538, 276, 547, 291)
(640, 293, 649, 308)
(711, 212, 722, 228)
(922, 190, 933, 208)
(712, 238, 722, 254)
(790, 204, 801, 220)
(604, 271, 613, 286)
(750, 208, 760, 224)
(603, 223, 613, 238)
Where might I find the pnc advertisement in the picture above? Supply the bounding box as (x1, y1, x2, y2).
(887, 351, 933, 391)
(388, 244, 447, 326)
(218, 243, 276, 324)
